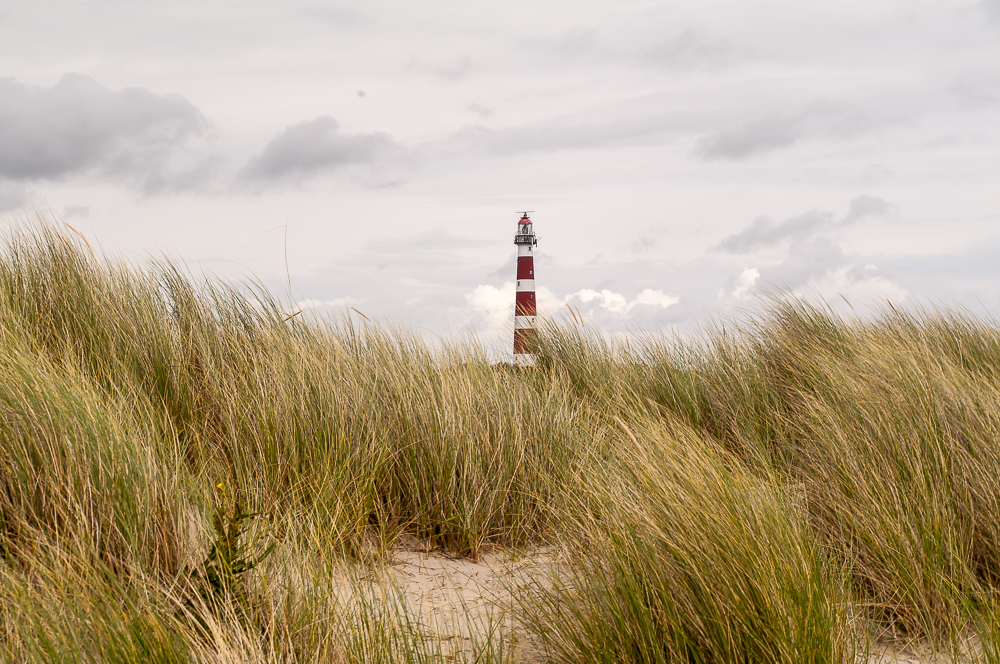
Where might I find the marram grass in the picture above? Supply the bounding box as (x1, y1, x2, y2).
(0, 220, 996, 662)
(519, 414, 852, 664)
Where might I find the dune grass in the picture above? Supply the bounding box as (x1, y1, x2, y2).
(519, 414, 851, 664)
(0, 220, 996, 662)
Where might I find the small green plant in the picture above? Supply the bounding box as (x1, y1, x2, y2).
(191, 483, 275, 606)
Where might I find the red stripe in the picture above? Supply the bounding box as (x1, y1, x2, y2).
(515, 291, 536, 316)
(513, 328, 537, 354)
(516, 257, 534, 279)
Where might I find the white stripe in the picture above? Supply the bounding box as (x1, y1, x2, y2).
(516, 279, 535, 292)
(517, 244, 534, 256)
(514, 316, 536, 329)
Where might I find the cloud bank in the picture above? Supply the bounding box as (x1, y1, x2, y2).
(697, 100, 879, 159)
(0, 73, 215, 192)
(0, 75, 407, 200)
(713, 195, 908, 307)
(465, 282, 679, 331)
(239, 116, 401, 186)
(714, 195, 897, 253)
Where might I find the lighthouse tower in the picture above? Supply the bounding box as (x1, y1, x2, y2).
(513, 212, 538, 361)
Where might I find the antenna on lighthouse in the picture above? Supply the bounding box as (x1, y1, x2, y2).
(512, 212, 538, 364)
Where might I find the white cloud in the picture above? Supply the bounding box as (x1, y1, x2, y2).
(629, 288, 680, 310)
(792, 265, 908, 309)
(569, 288, 629, 314)
(563, 287, 679, 319)
(296, 297, 361, 310)
(464, 282, 516, 330)
(732, 268, 760, 300)
(463, 283, 678, 331)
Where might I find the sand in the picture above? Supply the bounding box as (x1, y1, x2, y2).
(383, 538, 560, 661)
(354, 540, 980, 663)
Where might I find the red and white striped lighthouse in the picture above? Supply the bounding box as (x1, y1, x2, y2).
(513, 212, 538, 360)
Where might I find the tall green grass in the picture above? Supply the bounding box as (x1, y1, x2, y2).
(0, 220, 995, 662)
(535, 300, 1000, 658)
(0, 222, 586, 563)
(521, 414, 851, 664)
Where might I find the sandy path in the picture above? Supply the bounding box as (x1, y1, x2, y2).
(363, 541, 979, 663)
(384, 540, 561, 661)
(864, 638, 984, 664)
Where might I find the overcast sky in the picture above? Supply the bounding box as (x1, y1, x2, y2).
(1, 0, 998, 352)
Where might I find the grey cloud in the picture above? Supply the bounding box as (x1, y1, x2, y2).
(716, 237, 891, 305)
(647, 30, 743, 70)
(716, 195, 897, 253)
(432, 87, 712, 157)
(984, 0, 1000, 23)
(451, 110, 673, 156)
(0, 73, 212, 191)
(300, 5, 367, 26)
(490, 253, 517, 278)
(288, 229, 494, 330)
(410, 56, 472, 82)
(632, 236, 656, 253)
(696, 99, 875, 159)
(714, 210, 832, 253)
(467, 104, 492, 119)
(713, 197, 909, 307)
(712, 196, 906, 305)
(239, 116, 397, 183)
(878, 237, 1000, 313)
(557, 27, 596, 57)
(759, 237, 851, 290)
(0, 181, 30, 212)
(63, 204, 90, 218)
(843, 194, 897, 224)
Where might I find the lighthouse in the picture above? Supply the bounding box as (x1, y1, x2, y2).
(513, 212, 538, 361)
